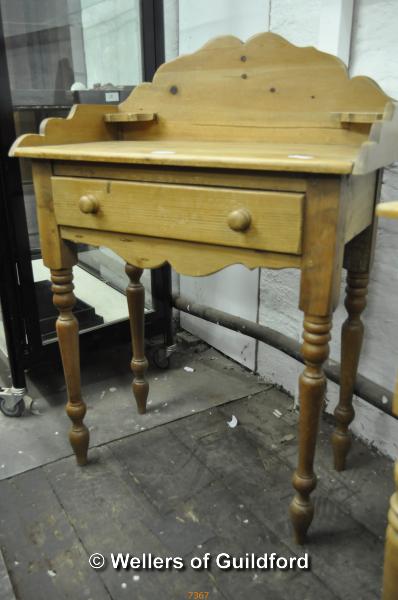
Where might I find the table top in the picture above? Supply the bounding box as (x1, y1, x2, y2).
(12, 139, 358, 174)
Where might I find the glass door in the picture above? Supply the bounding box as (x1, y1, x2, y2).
(0, 0, 164, 355)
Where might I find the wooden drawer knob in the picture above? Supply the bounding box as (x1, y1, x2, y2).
(79, 194, 99, 214)
(227, 208, 251, 232)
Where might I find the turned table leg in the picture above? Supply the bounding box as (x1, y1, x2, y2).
(125, 264, 149, 414)
(383, 462, 398, 599)
(51, 268, 89, 465)
(290, 314, 332, 544)
(331, 271, 368, 471)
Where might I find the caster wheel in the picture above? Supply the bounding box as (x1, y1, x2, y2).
(152, 348, 171, 370)
(0, 396, 25, 417)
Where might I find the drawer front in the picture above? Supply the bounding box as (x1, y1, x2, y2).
(52, 176, 304, 254)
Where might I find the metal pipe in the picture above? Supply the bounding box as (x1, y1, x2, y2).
(172, 294, 395, 419)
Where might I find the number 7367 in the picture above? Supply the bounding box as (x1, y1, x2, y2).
(187, 593, 209, 599)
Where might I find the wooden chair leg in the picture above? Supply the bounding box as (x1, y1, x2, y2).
(290, 314, 332, 544)
(331, 271, 368, 471)
(382, 462, 398, 600)
(51, 268, 89, 466)
(125, 264, 149, 414)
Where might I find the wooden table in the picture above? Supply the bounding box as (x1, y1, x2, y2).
(10, 32, 398, 544)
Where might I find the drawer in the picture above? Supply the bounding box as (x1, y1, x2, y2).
(51, 177, 304, 254)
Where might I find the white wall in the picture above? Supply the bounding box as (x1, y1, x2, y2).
(258, 0, 398, 393)
(179, 0, 269, 51)
(267, 0, 321, 46)
(256, 0, 398, 460)
(167, 0, 398, 458)
(80, 0, 142, 88)
(176, 0, 270, 370)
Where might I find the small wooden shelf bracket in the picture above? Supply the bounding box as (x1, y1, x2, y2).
(104, 112, 156, 123)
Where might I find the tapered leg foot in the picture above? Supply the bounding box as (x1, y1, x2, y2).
(66, 402, 89, 466)
(290, 473, 316, 544)
(126, 264, 149, 414)
(331, 424, 353, 472)
(331, 271, 368, 471)
(290, 314, 331, 544)
(51, 268, 89, 466)
(132, 360, 149, 415)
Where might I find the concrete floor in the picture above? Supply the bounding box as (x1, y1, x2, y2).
(0, 338, 394, 599)
(0, 342, 264, 480)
